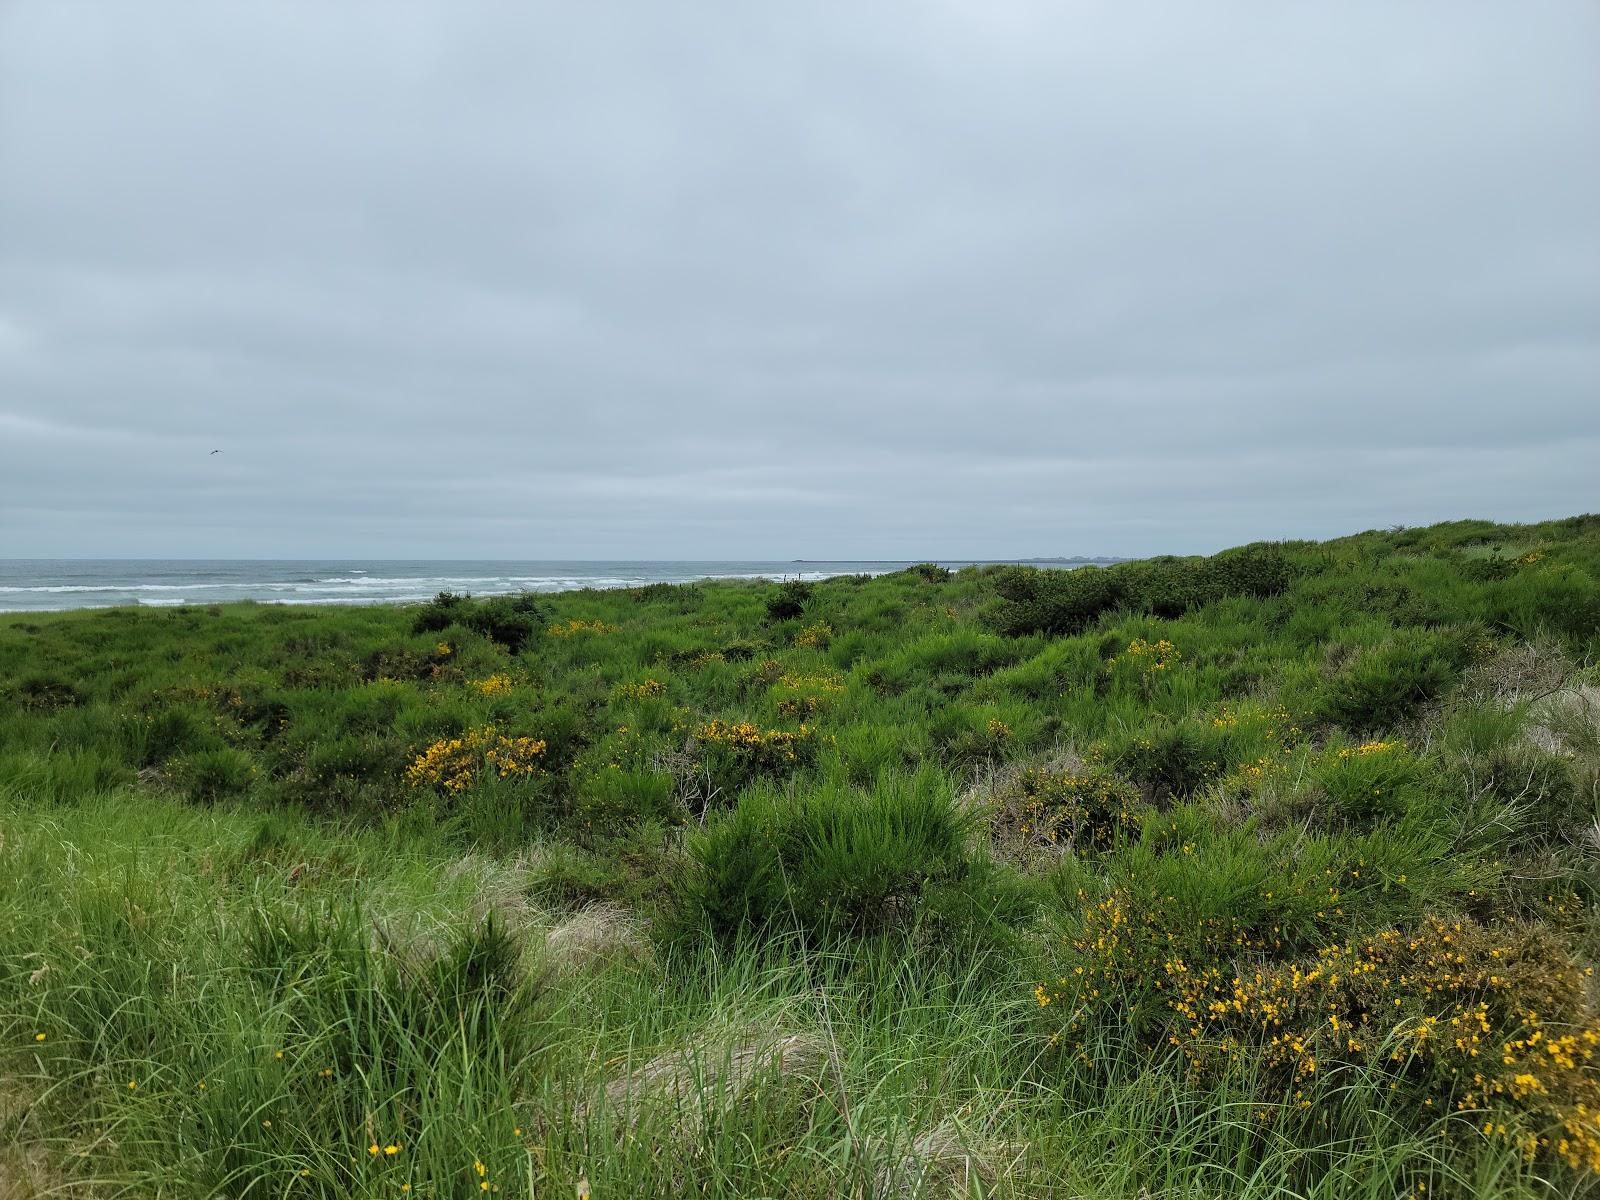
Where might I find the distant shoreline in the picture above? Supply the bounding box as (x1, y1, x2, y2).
(790, 556, 1130, 565)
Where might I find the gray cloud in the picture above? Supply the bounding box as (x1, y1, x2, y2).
(2, 1, 1597, 558)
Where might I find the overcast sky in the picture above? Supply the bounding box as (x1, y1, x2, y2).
(1, 3, 1596, 559)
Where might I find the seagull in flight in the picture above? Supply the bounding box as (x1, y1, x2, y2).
(210, 449, 222, 455)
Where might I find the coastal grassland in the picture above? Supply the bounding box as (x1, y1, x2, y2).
(1, 515, 1599, 1197)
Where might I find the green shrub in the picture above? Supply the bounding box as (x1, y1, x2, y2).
(1206, 542, 1294, 599)
(1314, 636, 1467, 733)
(411, 591, 545, 653)
(571, 765, 677, 833)
(993, 546, 1292, 637)
(764, 580, 813, 621)
(15, 674, 82, 710)
(993, 565, 1123, 636)
(1311, 740, 1428, 824)
(675, 770, 976, 945)
(1484, 563, 1600, 644)
(1103, 718, 1230, 802)
(989, 765, 1146, 855)
(131, 704, 222, 766)
(172, 747, 258, 803)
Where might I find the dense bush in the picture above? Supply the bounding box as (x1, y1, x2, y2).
(764, 579, 813, 621)
(411, 590, 545, 653)
(675, 770, 977, 944)
(993, 544, 1293, 636)
(1314, 635, 1469, 733)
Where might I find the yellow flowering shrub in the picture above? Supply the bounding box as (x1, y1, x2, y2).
(405, 726, 547, 793)
(696, 719, 812, 763)
(1165, 917, 1600, 1171)
(617, 678, 666, 701)
(1108, 638, 1181, 674)
(1042, 897, 1600, 1174)
(773, 671, 846, 719)
(548, 619, 614, 638)
(993, 767, 1144, 854)
(471, 673, 514, 696)
(778, 672, 845, 694)
(794, 622, 834, 649)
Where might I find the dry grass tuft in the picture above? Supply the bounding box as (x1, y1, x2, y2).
(599, 1025, 838, 1128)
(541, 903, 652, 977)
(1526, 684, 1600, 758)
(867, 1116, 1024, 1200)
(0, 1077, 78, 1200)
(1462, 641, 1573, 707)
(447, 850, 543, 936)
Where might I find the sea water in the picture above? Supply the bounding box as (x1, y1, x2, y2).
(0, 558, 1098, 612)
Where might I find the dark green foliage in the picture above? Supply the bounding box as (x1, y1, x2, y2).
(412, 590, 545, 653)
(1313, 635, 1468, 733)
(1105, 718, 1230, 802)
(992, 564, 1123, 636)
(903, 562, 952, 582)
(15, 673, 82, 710)
(675, 770, 977, 945)
(993, 544, 1293, 636)
(410, 590, 470, 633)
(1206, 542, 1294, 599)
(764, 579, 813, 621)
(172, 747, 257, 803)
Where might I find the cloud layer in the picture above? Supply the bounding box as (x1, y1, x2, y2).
(2, 2, 1596, 557)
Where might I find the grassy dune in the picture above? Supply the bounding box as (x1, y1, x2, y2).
(2, 517, 1599, 1197)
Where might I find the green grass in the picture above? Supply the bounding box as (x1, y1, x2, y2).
(2, 514, 1599, 1196)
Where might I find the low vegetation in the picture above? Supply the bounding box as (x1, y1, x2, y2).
(2, 515, 1599, 1196)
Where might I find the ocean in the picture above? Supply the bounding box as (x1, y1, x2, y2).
(0, 559, 1094, 613)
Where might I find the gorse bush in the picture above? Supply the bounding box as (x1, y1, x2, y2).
(411, 590, 545, 653)
(1046, 908, 1600, 1175)
(1311, 739, 1429, 824)
(765, 579, 813, 621)
(988, 765, 1145, 856)
(993, 543, 1293, 636)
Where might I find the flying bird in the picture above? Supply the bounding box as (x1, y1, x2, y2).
(210, 449, 222, 455)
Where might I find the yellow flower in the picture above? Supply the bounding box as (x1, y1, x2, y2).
(385, 1144, 400, 1156)
(370, 1144, 381, 1156)
(33, 1032, 45, 1042)
(127, 1080, 137, 1090)
(475, 1160, 487, 1177)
